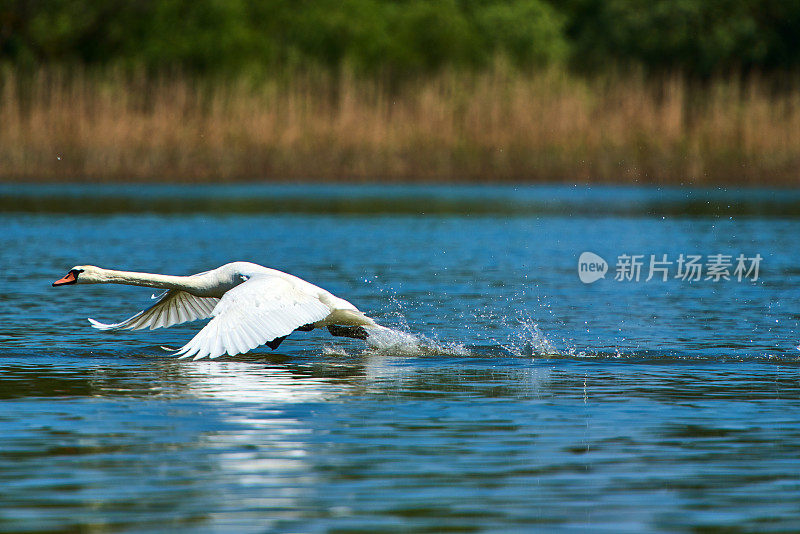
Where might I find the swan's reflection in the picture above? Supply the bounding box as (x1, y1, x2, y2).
(181, 359, 342, 403)
(169, 360, 353, 527)
(165, 353, 558, 530)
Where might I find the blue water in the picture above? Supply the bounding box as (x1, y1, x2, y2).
(1, 184, 799, 532)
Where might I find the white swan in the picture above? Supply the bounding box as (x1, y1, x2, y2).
(52, 261, 387, 359)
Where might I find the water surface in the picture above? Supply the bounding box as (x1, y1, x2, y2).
(1, 184, 799, 532)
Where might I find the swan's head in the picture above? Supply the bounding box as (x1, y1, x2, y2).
(53, 265, 103, 286)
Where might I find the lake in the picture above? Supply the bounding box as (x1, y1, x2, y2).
(1, 184, 799, 532)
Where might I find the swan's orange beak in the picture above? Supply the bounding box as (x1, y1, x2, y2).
(53, 271, 78, 287)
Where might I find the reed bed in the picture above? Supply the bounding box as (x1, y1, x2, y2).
(1, 65, 799, 184)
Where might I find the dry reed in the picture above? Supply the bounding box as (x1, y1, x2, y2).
(1, 65, 799, 184)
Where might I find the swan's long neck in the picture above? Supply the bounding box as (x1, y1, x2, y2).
(91, 268, 200, 292)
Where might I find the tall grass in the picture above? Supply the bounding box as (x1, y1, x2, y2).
(2, 65, 799, 184)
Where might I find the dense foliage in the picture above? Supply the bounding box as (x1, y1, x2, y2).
(559, 0, 800, 76)
(1, 0, 798, 77)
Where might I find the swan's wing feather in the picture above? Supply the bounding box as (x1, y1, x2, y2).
(89, 290, 220, 331)
(174, 276, 331, 360)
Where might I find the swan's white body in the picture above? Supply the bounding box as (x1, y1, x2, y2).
(53, 262, 384, 359)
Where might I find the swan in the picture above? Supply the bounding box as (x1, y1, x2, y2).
(52, 261, 387, 359)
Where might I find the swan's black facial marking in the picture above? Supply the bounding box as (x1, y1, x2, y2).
(52, 269, 84, 287)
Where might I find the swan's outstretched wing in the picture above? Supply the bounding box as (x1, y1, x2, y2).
(89, 290, 219, 331)
(174, 276, 331, 360)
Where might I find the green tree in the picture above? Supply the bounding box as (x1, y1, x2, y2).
(555, 0, 799, 77)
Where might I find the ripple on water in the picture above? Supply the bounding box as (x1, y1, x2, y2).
(3, 185, 800, 532)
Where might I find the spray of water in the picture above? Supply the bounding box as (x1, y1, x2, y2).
(361, 325, 470, 357)
(495, 310, 558, 357)
(326, 279, 563, 359)
(343, 295, 559, 358)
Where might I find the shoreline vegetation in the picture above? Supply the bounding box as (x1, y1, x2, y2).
(4, 1, 800, 185)
(2, 65, 799, 185)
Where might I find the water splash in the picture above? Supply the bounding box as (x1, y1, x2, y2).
(494, 311, 558, 357)
(322, 344, 351, 357)
(363, 325, 470, 357)
(364, 282, 562, 358)
(359, 308, 559, 359)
